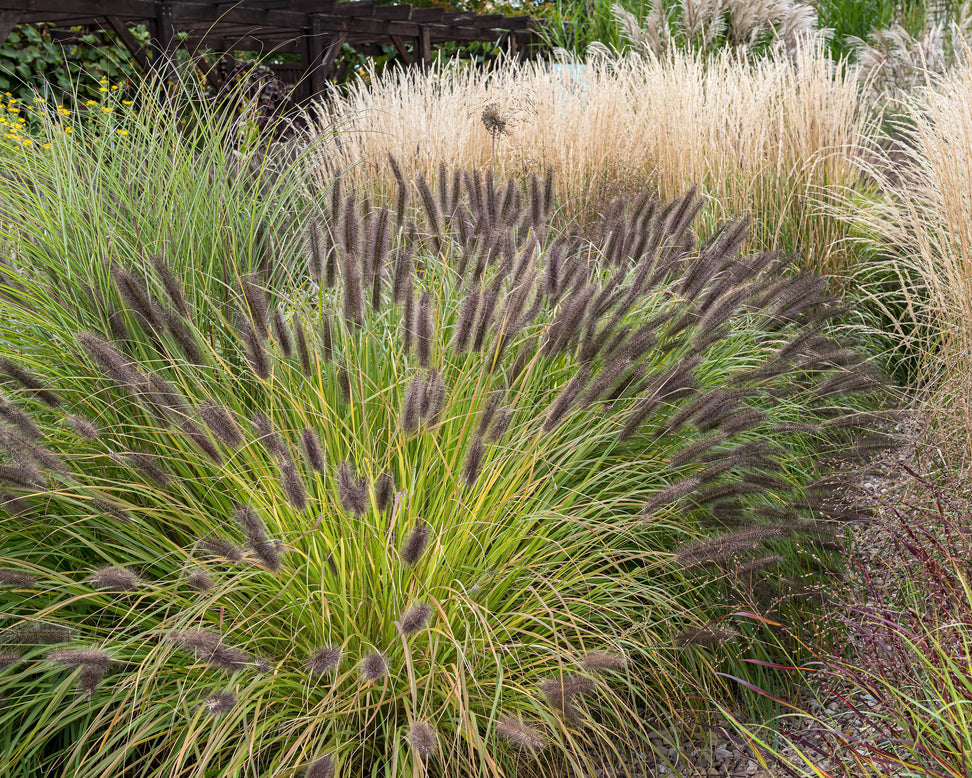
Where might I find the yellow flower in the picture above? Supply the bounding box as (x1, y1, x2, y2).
(86, 100, 96, 106)
(99, 87, 108, 93)
(99, 77, 108, 84)
(122, 100, 133, 105)
(64, 126, 73, 134)
(33, 95, 44, 102)
(111, 85, 119, 90)
(42, 142, 51, 149)
(101, 105, 112, 113)
(21, 138, 32, 145)
(116, 129, 128, 136)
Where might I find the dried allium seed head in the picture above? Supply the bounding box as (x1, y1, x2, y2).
(496, 714, 546, 751)
(481, 102, 510, 137)
(198, 402, 242, 447)
(408, 720, 438, 760)
(376, 470, 395, 513)
(0, 569, 36, 588)
(306, 754, 336, 778)
(360, 651, 389, 683)
(203, 691, 236, 716)
(89, 565, 140, 592)
(397, 602, 432, 636)
(307, 645, 342, 676)
(400, 521, 430, 566)
(187, 568, 214, 591)
(580, 652, 627, 672)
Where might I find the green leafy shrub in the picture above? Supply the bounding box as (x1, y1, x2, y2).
(0, 91, 886, 776)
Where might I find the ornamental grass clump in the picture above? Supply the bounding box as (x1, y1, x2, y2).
(0, 146, 885, 774)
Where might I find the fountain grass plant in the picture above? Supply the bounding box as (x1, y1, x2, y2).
(0, 86, 887, 777)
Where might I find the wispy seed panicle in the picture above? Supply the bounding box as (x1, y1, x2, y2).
(151, 254, 190, 317)
(398, 602, 432, 636)
(360, 651, 389, 683)
(242, 320, 270, 379)
(320, 316, 333, 362)
(280, 460, 307, 511)
(540, 676, 593, 724)
(472, 288, 499, 352)
(400, 375, 424, 433)
(401, 521, 430, 566)
(462, 434, 485, 486)
(306, 754, 336, 778)
(0, 396, 41, 440)
(180, 419, 223, 465)
(0, 650, 22, 668)
(307, 645, 342, 676)
(496, 715, 546, 751)
(307, 218, 326, 283)
(402, 290, 415, 354)
(421, 370, 446, 423)
(199, 537, 244, 563)
(0, 462, 44, 489)
(389, 153, 408, 229)
(113, 267, 164, 331)
(124, 450, 169, 487)
(0, 569, 36, 588)
(187, 568, 214, 591)
(0, 359, 60, 407)
(295, 321, 312, 375)
(477, 391, 503, 437)
(241, 274, 269, 335)
(392, 238, 415, 305)
(409, 720, 438, 760)
(675, 626, 739, 647)
(640, 477, 703, 518)
(337, 462, 368, 516)
(417, 174, 441, 246)
(337, 364, 351, 403)
(581, 651, 627, 671)
(2, 622, 73, 645)
(68, 415, 101, 440)
(47, 648, 111, 667)
(302, 429, 325, 472)
(669, 433, 730, 469)
(273, 309, 293, 358)
(198, 403, 242, 447)
(675, 526, 789, 569)
(202, 691, 236, 716)
(235, 504, 282, 571)
(376, 471, 395, 513)
(451, 287, 480, 354)
(486, 406, 514, 443)
(340, 248, 365, 327)
(542, 366, 590, 433)
(77, 332, 143, 392)
(416, 291, 433, 368)
(89, 565, 141, 592)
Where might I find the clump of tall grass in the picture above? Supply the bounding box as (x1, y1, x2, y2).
(0, 90, 885, 774)
(311, 45, 875, 276)
(850, 50, 972, 469)
(723, 464, 972, 777)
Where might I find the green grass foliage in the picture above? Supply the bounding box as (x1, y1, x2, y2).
(0, 89, 886, 777)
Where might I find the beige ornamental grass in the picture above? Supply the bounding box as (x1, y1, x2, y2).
(311, 45, 874, 274)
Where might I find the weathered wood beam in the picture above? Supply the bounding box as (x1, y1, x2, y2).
(104, 15, 151, 72)
(389, 33, 412, 65)
(0, 10, 21, 45)
(417, 23, 430, 68)
(306, 12, 326, 97)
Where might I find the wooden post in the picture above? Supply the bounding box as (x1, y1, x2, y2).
(104, 17, 151, 74)
(417, 25, 431, 69)
(0, 11, 21, 47)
